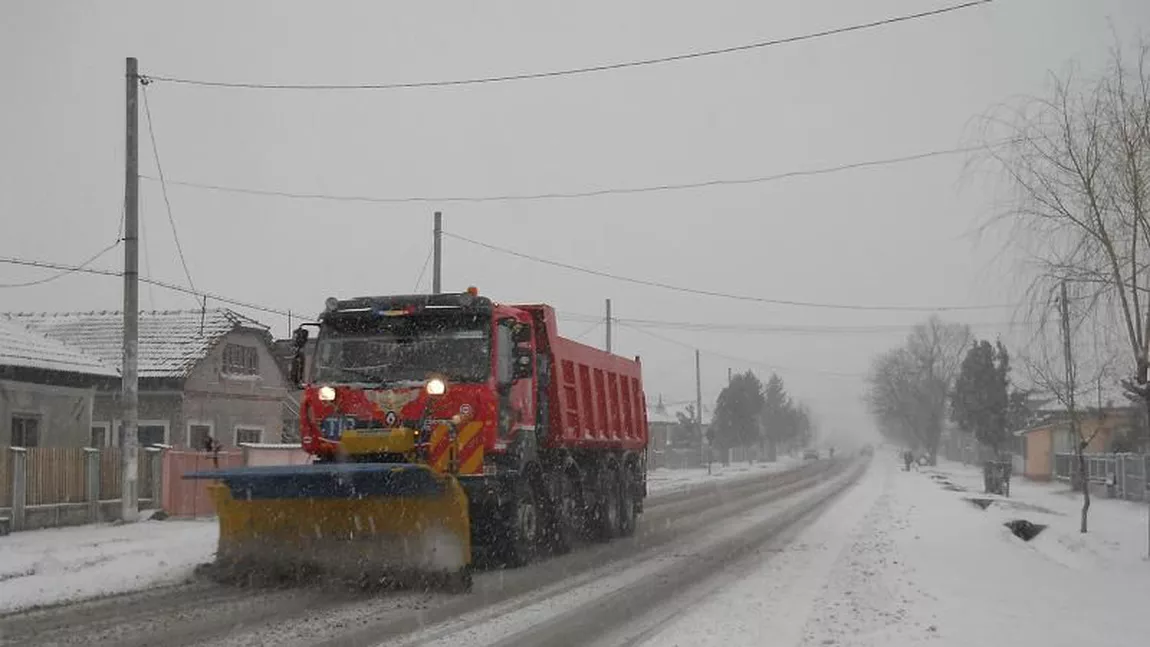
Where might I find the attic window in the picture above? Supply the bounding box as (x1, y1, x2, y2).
(223, 344, 259, 375)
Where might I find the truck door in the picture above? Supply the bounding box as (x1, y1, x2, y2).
(495, 318, 536, 445)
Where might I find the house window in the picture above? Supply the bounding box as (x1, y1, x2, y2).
(188, 423, 213, 450)
(137, 423, 167, 447)
(223, 344, 259, 375)
(235, 426, 263, 445)
(91, 423, 111, 448)
(12, 415, 40, 447)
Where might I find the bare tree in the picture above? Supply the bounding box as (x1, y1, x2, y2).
(1022, 302, 1117, 533)
(866, 317, 972, 464)
(977, 38, 1150, 437)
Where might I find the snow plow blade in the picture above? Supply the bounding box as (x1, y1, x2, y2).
(184, 463, 472, 591)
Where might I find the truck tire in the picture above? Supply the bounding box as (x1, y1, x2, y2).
(596, 467, 623, 540)
(444, 566, 473, 594)
(502, 479, 540, 567)
(618, 467, 638, 537)
(546, 472, 579, 555)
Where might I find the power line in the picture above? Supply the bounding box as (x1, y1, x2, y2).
(0, 256, 295, 318)
(143, 1, 991, 91)
(141, 82, 198, 299)
(571, 318, 605, 342)
(413, 246, 434, 292)
(139, 142, 998, 205)
(559, 311, 1025, 335)
(0, 240, 122, 288)
(617, 320, 865, 379)
(446, 232, 1015, 313)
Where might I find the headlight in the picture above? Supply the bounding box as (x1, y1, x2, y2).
(426, 378, 447, 396)
(318, 385, 336, 402)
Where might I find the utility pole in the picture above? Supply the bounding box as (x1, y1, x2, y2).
(432, 211, 443, 294)
(605, 298, 612, 353)
(728, 367, 732, 384)
(121, 57, 140, 523)
(1059, 280, 1078, 445)
(697, 349, 708, 474)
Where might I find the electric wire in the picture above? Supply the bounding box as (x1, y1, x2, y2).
(142, 1, 990, 91)
(558, 311, 1025, 335)
(413, 246, 434, 292)
(446, 232, 1016, 312)
(141, 83, 198, 299)
(138, 142, 1000, 205)
(617, 320, 866, 379)
(571, 318, 606, 341)
(0, 256, 294, 317)
(0, 240, 122, 288)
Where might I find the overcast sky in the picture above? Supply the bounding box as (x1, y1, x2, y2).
(2, 0, 1147, 441)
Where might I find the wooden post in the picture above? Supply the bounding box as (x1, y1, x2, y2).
(10, 447, 26, 532)
(84, 447, 100, 522)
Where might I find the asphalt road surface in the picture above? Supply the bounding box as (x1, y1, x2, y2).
(0, 457, 866, 647)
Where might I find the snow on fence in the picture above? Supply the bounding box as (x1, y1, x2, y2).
(1053, 452, 1150, 502)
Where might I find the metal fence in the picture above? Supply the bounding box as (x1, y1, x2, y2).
(1053, 452, 1150, 502)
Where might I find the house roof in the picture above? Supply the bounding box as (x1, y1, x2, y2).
(0, 318, 118, 377)
(4, 309, 270, 379)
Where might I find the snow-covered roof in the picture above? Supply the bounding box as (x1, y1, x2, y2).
(647, 406, 679, 425)
(0, 318, 117, 377)
(4, 309, 270, 379)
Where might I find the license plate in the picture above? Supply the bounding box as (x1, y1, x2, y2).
(321, 416, 356, 439)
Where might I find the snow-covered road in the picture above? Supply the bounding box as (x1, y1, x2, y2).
(0, 459, 847, 646)
(9, 455, 1138, 647)
(633, 455, 1150, 647)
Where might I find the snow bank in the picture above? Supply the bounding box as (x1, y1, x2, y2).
(646, 456, 804, 496)
(642, 455, 1150, 647)
(0, 517, 216, 613)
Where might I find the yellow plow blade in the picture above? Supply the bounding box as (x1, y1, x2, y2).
(186, 463, 472, 591)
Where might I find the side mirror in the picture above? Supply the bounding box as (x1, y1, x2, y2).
(292, 326, 310, 349)
(289, 326, 309, 387)
(512, 323, 532, 345)
(512, 348, 533, 379)
(289, 353, 305, 387)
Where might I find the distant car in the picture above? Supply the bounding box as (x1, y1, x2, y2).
(803, 449, 819, 460)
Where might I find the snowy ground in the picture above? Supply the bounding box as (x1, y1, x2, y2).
(0, 459, 810, 615)
(646, 455, 804, 495)
(639, 454, 1150, 647)
(0, 517, 215, 613)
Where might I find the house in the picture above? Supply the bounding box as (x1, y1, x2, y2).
(1, 318, 118, 447)
(5, 309, 290, 448)
(646, 396, 677, 469)
(1013, 390, 1138, 480)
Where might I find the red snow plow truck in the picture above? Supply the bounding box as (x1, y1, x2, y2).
(188, 289, 649, 591)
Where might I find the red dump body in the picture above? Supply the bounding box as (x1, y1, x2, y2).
(518, 305, 649, 452)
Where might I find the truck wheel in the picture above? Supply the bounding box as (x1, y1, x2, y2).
(597, 468, 623, 540)
(503, 480, 540, 567)
(618, 469, 638, 537)
(547, 474, 579, 554)
(444, 566, 473, 594)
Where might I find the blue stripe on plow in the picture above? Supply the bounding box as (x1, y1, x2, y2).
(182, 463, 446, 499)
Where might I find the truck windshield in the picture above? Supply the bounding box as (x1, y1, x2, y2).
(314, 314, 490, 385)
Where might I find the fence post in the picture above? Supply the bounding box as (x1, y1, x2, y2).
(147, 447, 164, 508)
(83, 447, 100, 522)
(9, 447, 26, 532)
